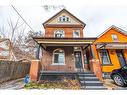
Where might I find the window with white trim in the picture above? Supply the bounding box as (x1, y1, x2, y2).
(53, 49, 65, 65)
(111, 34, 118, 42)
(54, 30, 64, 38)
(99, 50, 111, 65)
(58, 15, 70, 22)
(73, 30, 80, 38)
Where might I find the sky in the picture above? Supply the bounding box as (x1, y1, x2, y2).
(1, 0, 127, 37)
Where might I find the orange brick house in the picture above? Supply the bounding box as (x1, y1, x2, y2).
(92, 25, 127, 78)
(33, 9, 96, 73)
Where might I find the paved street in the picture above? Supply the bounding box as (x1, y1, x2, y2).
(0, 78, 24, 90)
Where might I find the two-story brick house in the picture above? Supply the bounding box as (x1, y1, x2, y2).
(33, 9, 96, 72)
(31, 9, 127, 85)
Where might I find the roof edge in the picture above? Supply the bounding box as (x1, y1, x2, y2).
(97, 25, 127, 39)
(43, 9, 86, 28)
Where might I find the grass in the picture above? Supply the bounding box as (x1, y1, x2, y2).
(24, 79, 81, 89)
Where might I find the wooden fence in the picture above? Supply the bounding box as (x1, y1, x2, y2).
(0, 61, 31, 83)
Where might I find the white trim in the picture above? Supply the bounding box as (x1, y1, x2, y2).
(54, 30, 65, 38)
(99, 50, 111, 65)
(52, 48, 65, 65)
(73, 29, 80, 38)
(111, 34, 119, 42)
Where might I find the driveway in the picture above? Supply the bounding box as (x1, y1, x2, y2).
(0, 78, 24, 90)
(103, 79, 127, 90)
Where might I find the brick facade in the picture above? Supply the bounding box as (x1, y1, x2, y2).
(41, 46, 75, 71)
(45, 26, 84, 38)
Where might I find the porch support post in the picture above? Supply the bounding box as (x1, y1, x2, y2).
(81, 46, 85, 71)
(90, 45, 95, 59)
(36, 44, 41, 59)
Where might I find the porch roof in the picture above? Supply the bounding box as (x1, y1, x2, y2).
(95, 42, 127, 49)
(33, 37, 97, 49)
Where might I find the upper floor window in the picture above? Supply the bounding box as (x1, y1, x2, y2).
(73, 30, 80, 38)
(58, 15, 70, 22)
(52, 49, 65, 65)
(54, 30, 64, 38)
(99, 50, 111, 65)
(111, 34, 118, 42)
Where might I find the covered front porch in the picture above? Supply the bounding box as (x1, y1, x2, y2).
(33, 37, 96, 73)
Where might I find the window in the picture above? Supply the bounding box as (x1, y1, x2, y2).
(54, 30, 64, 38)
(111, 34, 118, 42)
(73, 30, 80, 38)
(58, 15, 70, 22)
(53, 49, 65, 65)
(99, 50, 111, 65)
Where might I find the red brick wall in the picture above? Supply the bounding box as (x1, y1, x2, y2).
(29, 60, 41, 81)
(89, 59, 103, 81)
(41, 46, 75, 71)
(45, 27, 83, 38)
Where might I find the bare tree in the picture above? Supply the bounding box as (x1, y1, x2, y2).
(13, 30, 43, 60)
(7, 17, 25, 42)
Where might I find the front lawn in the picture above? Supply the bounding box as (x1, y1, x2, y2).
(24, 79, 81, 89)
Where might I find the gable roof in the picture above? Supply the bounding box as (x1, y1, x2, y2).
(97, 25, 127, 38)
(43, 9, 86, 28)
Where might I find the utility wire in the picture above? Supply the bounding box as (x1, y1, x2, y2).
(11, 5, 35, 32)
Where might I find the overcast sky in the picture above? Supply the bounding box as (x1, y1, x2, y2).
(1, 0, 127, 37)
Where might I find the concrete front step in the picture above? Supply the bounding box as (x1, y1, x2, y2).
(81, 86, 107, 90)
(85, 81, 103, 84)
(80, 80, 102, 83)
(79, 76, 98, 80)
(85, 86, 107, 90)
(79, 75, 96, 77)
(85, 83, 103, 86)
(78, 73, 95, 76)
(78, 71, 106, 90)
(79, 78, 99, 81)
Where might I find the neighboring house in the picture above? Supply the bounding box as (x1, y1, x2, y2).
(0, 39, 15, 61)
(92, 25, 127, 78)
(33, 9, 96, 72)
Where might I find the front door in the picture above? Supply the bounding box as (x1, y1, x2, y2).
(74, 52, 83, 71)
(116, 50, 126, 67)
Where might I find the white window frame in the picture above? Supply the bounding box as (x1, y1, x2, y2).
(111, 34, 119, 42)
(54, 30, 65, 38)
(58, 15, 70, 22)
(99, 50, 111, 65)
(52, 49, 65, 65)
(73, 30, 80, 38)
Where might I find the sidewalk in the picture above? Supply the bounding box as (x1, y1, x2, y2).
(0, 78, 24, 90)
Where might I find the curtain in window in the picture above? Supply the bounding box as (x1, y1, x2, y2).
(54, 49, 64, 64)
(100, 50, 110, 65)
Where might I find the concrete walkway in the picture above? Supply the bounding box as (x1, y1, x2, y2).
(0, 78, 24, 90)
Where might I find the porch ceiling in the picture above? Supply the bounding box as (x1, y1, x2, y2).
(33, 37, 96, 49)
